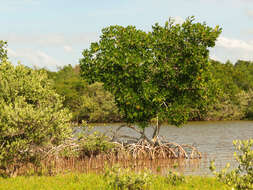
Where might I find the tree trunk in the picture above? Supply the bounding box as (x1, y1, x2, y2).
(152, 115, 161, 143)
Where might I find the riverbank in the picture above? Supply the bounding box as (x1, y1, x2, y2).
(0, 173, 229, 190)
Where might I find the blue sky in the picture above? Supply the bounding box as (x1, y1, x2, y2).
(1, 0, 253, 70)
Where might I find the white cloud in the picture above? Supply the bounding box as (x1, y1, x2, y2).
(246, 10, 253, 18)
(3, 32, 96, 71)
(209, 53, 219, 60)
(3, 33, 98, 47)
(211, 36, 253, 63)
(7, 48, 18, 57)
(173, 16, 185, 25)
(36, 50, 61, 66)
(0, 0, 39, 11)
(8, 48, 61, 70)
(63, 45, 73, 53)
(217, 36, 253, 52)
(37, 34, 66, 46)
(240, 0, 253, 3)
(0, 0, 39, 5)
(247, 29, 253, 34)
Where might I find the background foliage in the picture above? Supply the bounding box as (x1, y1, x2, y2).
(47, 65, 121, 123)
(45, 60, 253, 123)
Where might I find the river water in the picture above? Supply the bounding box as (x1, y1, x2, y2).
(90, 121, 253, 175)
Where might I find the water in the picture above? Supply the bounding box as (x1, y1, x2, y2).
(89, 121, 253, 175)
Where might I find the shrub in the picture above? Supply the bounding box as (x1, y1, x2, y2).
(77, 124, 117, 157)
(78, 132, 117, 157)
(165, 171, 186, 186)
(103, 166, 153, 190)
(210, 139, 253, 190)
(59, 124, 117, 158)
(0, 62, 72, 177)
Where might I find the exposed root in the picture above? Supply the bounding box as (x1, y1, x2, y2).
(110, 124, 202, 160)
(42, 124, 201, 163)
(119, 139, 201, 160)
(2, 124, 202, 176)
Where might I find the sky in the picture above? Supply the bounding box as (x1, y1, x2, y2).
(1, 0, 253, 71)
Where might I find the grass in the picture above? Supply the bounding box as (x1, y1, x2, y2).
(0, 173, 230, 190)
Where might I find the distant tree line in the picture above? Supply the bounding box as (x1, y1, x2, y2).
(46, 59, 253, 123)
(46, 65, 122, 123)
(204, 59, 253, 120)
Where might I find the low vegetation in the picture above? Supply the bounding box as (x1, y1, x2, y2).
(211, 139, 253, 190)
(0, 171, 230, 190)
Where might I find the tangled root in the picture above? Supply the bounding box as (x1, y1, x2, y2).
(110, 124, 202, 160)
(113, 139, 201, 160)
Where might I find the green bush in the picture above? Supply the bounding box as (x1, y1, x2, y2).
(0, 62, 72, 177)
(77, 124, 117, 157)
(165, 171, 186, 186)
(210, 139, 253, 189)
(103, 167, 188, 190)
(103, 166, 153, 190)
(59, 124, 117, 158)
(78, 132, 116, 157)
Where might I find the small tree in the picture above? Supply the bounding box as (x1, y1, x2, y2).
(80, 17, 221, 142)
(0, 62, 72, 176)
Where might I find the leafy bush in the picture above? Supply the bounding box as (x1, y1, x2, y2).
(0, 62, 72, 177)
(59, 124, 117, 158)
(165, 171, 186, 186)
(210, 139, 253, 190)
(78, 131, 117, 157)
(103, 167, 188, 190)
(103, 166, 153, 190)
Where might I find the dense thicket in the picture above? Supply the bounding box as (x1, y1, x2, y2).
(203, 59, 253, 120)
(48, 59, 253, 123)
(0, 62, 72, 176)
